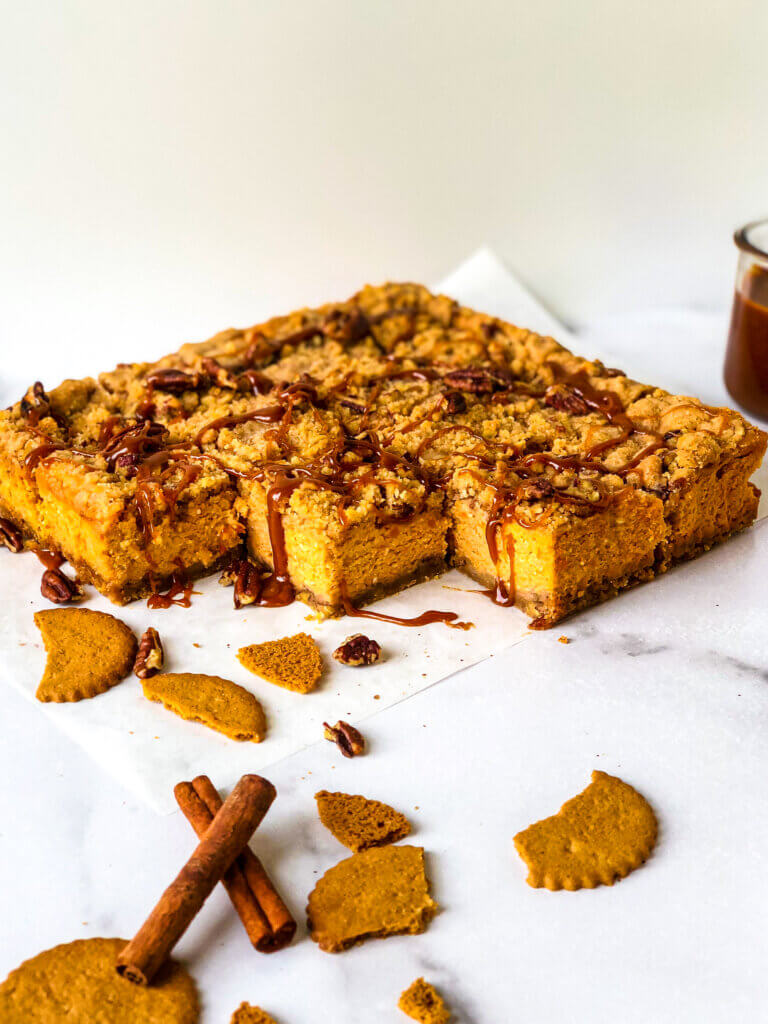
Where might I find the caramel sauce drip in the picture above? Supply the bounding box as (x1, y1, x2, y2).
(33, 548, 65, 571)
(147, 569, 196, 609)
(339, 580, 458, 627)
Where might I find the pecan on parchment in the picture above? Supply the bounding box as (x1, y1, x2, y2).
(323, 720, 366, 758)
(333, 634, 381, 667)
(0, 517, 23, 553)
(134, 627, 164, 679)
(40, 568, 85, 604)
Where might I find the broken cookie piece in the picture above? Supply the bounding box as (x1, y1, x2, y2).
(315, 790, 411, 852)
(237, 633, 322, 693)
(398, 978, 451, 1023)
(34, 608, 137, 702)
(141, 672, 267, 742)
(514, 769, 658, 890)
(229, 1003, 279, 1024)
(307, 845, 437, 952)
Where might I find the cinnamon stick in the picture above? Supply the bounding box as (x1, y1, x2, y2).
(116, 774, 275, 985)
(176, 775, 296, 953)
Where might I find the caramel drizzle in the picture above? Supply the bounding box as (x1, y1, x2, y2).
(147, 569, 196, 609)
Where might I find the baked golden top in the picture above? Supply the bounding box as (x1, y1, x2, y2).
(2, 282, 764, 544)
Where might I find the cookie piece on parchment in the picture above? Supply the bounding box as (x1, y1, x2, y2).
(34, 608, 137, 702)
(237, 633, 322, 693)
(307, 845, 437, 952)
(513, 770, 658, 891)
(0, 937, 198, 1023)
(315, 790, 411, 852)
(398, 978, 451, 1023)
(141, 672, 267, 741)
(230, 1003, 279, 1024)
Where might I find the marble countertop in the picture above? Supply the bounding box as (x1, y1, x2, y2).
(1, 309, 766, 1023)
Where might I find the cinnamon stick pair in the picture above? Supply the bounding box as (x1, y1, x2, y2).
(117, 773, 295, 987)
(174, 774, 296, 953)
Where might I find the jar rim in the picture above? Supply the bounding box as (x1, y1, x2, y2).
(734, 218, 768, 259)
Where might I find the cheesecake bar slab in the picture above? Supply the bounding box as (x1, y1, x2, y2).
(0, 282, 764, 625)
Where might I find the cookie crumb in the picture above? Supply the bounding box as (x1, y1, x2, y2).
(558, 635, 570, 644)
(230, 1003, 278, 1024)
(398, 977, 451, 1023)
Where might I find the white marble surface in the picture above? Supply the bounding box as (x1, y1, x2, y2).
(1, 289, 767, 1022)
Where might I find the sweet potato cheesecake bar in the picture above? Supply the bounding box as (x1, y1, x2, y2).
(0, 283, 764, 627)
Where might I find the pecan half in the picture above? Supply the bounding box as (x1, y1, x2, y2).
(544, 384, 590, 415)
(144, 368, 203, 393)
(134, 627, 164, 679)
(333, 634, 382, 667)
(443, 367, 511, 394)
(40, 568, 85, 604)
(220, 559, 263, 608)
(0, 517, 23, 553)
(323, 720, 366, 758)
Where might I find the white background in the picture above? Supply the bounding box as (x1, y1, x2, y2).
(1, 0, 768, 385)
(2, 4, 768, 1022)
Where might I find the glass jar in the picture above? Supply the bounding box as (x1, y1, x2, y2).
(724, 218, 768, 420)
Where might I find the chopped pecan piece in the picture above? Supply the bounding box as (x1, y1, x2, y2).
(144, 368, 203, 393)
(517, 478, 555, 502)
(101, 420, 168, 475)
(338, 398, 367, 415)
(0, 517, 23, 553)
(323, 720, 366, 758)
(323, 308, 371, 343)
(20, 381, 67, 428)
(544, 384, 590, 415)
(443, 390, 467, 415)
(40, 568, 85, 604)
(201, 357, 239, 390)
(134, 627, 164, 679)
(333, 634, 382, 667)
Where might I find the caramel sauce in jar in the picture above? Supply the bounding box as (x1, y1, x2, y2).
(724, 220, 768, 421)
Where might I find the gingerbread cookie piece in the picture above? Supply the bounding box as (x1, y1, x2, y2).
(34, 608, 137, 703)
(307, 845, 437, 952)
(514, 770, 658, 891)
(237, 633, 322, 693)
(0, 937, 198, 1023)
(141, 672, 267, 741)
(230, 1003, 279, 1024)
(398, 978, 451, 1023)
(315, 790, 411, 852)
